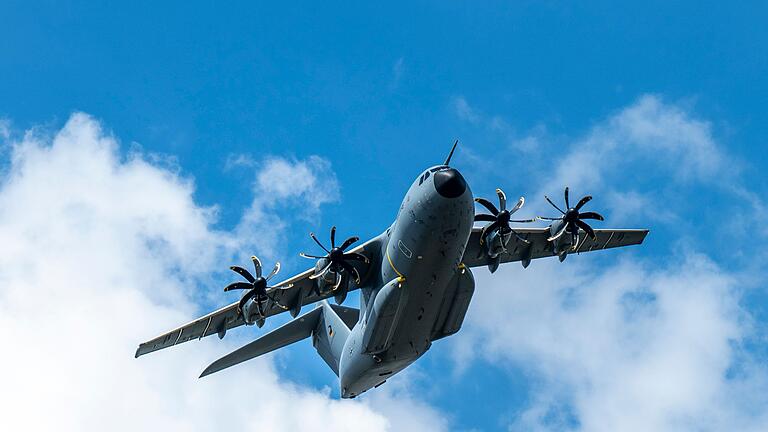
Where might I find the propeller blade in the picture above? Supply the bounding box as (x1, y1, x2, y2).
(338, 236, 359, 252)
(508, 228, 531, 245)
(310, 232, 330, 253)
(332, 273, 343, 291)
(574, 195, 592, 211)
(255, 297, 265, 318)
(266, 291, 290, 310)
(480, 220, 501, 243)
(342, 252, 369, 263)
(564, 187, 570, 209)
(250, 256, 262, 279)
(474, 213, 497, 222)
(545, 195, 566, 215)
(330, 226, 337, 249)
(340, 260, 362, 284)
(575, 219, 597, 239)
(475, 197, 499, 216)
(572, 233, 580, 251)
(496, 188, 507, 212)
(299, 252, 326, 260)
(309, 261, 333, 280)
(509, 218, 538, 223)
(224, 282, 253, 292)
(547, 223, 569, 242)
(579, 211, 604, 221)
(265, 262, 280, 281)
(267, 283, 294, 291)
(509, 196, 525, 215)
(230, 266, 256, 283)
(238, 289, 257, 313)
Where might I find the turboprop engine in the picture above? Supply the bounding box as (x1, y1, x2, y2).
(540, 186, 605, 261)
(224, 256, 293, 328)
(474, 188, 537, 273)
(300, 226, 370, 304)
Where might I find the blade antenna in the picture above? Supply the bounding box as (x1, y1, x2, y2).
(444, 139, 459, 166)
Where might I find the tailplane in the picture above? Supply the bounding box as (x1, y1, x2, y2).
(199, 301, 358, 378)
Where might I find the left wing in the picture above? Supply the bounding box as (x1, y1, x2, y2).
(135, 239, 379, 358)
(462, 227, 649, 269)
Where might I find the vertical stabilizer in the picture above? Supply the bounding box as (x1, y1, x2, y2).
(312, 302, 357, 376)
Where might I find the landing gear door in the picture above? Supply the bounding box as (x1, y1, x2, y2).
(431, 266, 475, 341)
(361, 278, 409, 354)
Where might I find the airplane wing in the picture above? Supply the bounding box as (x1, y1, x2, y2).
(462, 227, 649, 269)
(135, 239, 380, 358)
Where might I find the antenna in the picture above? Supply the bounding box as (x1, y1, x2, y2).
(444, 139, 459, 165)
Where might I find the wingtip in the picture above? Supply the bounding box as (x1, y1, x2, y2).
(134, 347, 142, 359)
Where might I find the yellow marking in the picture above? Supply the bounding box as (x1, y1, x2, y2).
(386, 248, 406, 282)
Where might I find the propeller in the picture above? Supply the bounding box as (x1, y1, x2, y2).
(300, 226, 370, 291)
(224, 256, 293, 320)
(540, 186, 605, 242)
(475, 188, 538, 247)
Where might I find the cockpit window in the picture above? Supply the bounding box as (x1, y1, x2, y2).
(418, 166, 448, 186)
(418, 170, 431, 185)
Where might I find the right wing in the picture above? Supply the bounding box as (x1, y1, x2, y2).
(135, 237, 381, 358)
(462, 227, 649, 269)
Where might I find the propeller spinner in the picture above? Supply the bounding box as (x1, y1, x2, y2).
(224, 256, 292, 321)
(540, 187, 605, 243)
(300, 226, 369, 294)
(475, 188, 538, 248)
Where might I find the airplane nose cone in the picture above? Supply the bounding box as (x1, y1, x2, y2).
(433, 168, 467, 198)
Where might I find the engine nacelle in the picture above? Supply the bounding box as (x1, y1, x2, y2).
(312, 257, 355, 304)
(483, 228, 512, 259)
(313, 257, 340, 292)
(240, 294, 266, 327)
(548, 220, 575, 260)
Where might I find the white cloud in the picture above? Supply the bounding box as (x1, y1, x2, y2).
(390, 57, 405, 90)
(452, 96, 542, 152)
(233, 155, 340, 261)
(256, 155, 339, 209)
(457, 254, 768, 432)
(452, 96, 481, 125)
(543, 95, 725, 195)
(0, 113, 446, 431)
(0, 118, 9, 140)
(453, 95, 768, 431)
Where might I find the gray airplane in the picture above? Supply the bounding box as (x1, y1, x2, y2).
(136, 143, 648, 398)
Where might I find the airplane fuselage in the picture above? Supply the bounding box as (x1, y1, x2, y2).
(339, 166, 475, 397)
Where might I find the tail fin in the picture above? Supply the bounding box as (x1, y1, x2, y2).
(313, 302, 358, 376)
(199, 301, 359, 378)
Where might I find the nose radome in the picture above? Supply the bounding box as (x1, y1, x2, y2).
(433, 168, 467, 198)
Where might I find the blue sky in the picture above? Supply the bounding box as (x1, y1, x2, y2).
(1, 2, 767, 431)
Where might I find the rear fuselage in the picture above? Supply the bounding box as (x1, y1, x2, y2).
(339, 166, 475, 398)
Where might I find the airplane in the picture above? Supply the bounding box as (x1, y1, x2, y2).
(135, 142, 648, 398)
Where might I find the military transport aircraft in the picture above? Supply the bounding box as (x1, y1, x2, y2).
(135, 143, 648, 398)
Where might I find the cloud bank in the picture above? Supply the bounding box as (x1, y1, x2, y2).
(0, 113, 446, 431)
(453, 95, 768, 431)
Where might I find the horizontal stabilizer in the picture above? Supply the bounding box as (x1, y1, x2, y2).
(199, 307, 322, 378)
(328, 303, 359, 330)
